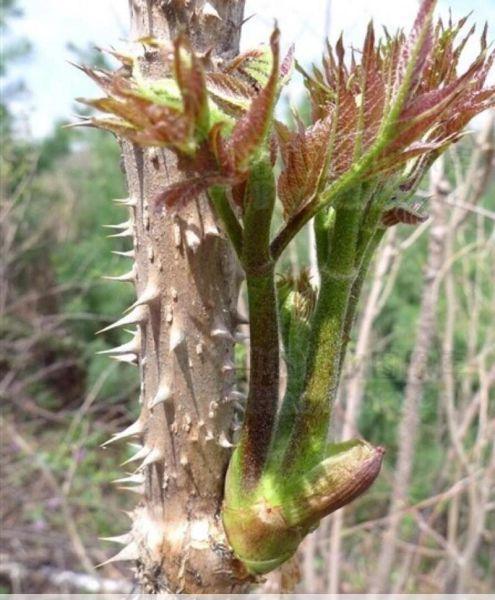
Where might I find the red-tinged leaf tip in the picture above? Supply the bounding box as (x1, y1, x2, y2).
(481, 22, 488, 50)
(457, 12, 474, 32)
(277, 115, 333, 218)
(154, 175, 228, 213)
(382, 203, 428, 227)
(174, 34, 209, 134)
(226, 27, 281, 173)
(404, 0, 436, 88)
(363, 21, 375, 57)
(280, 43, 295, 82)
(336, 33, 345, 66)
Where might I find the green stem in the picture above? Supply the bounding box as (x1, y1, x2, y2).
(266, 301, 311, 471)
(283, 194, 363, 474)
(237, 159, 279, 487)
(314, 207, 335, 268)
(337, 227, 385, 375)
(208, 185, 244, 258)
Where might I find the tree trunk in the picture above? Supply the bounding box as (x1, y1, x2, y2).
(111, 0, 247, 592)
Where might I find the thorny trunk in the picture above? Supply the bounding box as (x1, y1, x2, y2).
(115, 0, 248, 593)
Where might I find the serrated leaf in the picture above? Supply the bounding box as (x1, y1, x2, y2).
(206, 72, 255, 117)
(225, 28, 281, 173)
(394, 0, 436, 96)
(154, 174, 228, 212)
(277, 115, 333, 218)
(174, 35, 210, 135)
(382, 203, 428, 227)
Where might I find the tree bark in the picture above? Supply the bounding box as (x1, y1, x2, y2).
(111, 0, 247, 592)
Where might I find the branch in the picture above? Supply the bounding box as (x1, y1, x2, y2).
(283, 193, 364, 471)
(235, 160, 279, 486)
(208, 185, 244, 257)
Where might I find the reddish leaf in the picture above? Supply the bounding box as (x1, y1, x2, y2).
(395, 0, 436, 94)
(370, 139, 452, 178)
(382, 203, 428, 227)
(154, 174, 228, 213)
(280, 44, 296, 82)
(329, 39, 359, 177)
(78, 96, 152, 129)
(277, 115, 333, 218)
(226, 28, 281, 173)
(174, 35, 209, 133)
(358, 22, 386, 154)
(206, 72, 255, 117)
(231, 181, 248, 208)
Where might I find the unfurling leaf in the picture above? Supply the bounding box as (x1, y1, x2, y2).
(174, 35, 210, 135)
(154, 174, 228, 212)
(292, 0, 494, 220)
(277, 268, 317, 326)
(224, 28, 281, 174)
(382, 202, 428, 227)
(277, 116, 332, 218)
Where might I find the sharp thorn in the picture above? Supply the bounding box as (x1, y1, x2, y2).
(184, 228, 201, 252)
(107, 227, 134, 239)
(102, 219, 133, 230)
(96, 305, 147, 335)
(113, 197, 137, 207)
(205, 222, 221, 237)
(99, 533, 133, 545)
(211, 318, 235, 341)
(112, 473, 145, 485)
(202, 1, 221, 20)
(117, 484, 145, 494)
(136, 447, 164, 470)
(233, 310, 249, 325)
(102, 265, 137, 283)
(97, 331, 141, 357)
(126, 283, 160, 312)
(149, 383, 172, 409)
(218, 432, 234, 448)
(112, 249, 135, 258)
(211, 327, 234, 341)
(121, 444, 150, 467)
(101, 418, 144, 447)
(169, 324, 185, 352)
(221, 359, 235, 374)
(120, 509, 135, 522)
(108, 353, 138, 365)
(96, 542, 139, 567)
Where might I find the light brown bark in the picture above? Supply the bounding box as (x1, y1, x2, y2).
(112, 0, 248, 592)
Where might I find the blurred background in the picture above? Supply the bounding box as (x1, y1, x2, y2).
(1, 0, 494, 593)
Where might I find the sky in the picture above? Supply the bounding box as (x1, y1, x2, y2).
(6, 0, 495, 138)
